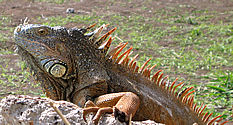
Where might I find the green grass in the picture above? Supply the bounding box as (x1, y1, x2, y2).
(0, 61, 43, 99)
(196, 71, 233, 120)
(0, 15, 14, 54)
(0, 0, 232, 121)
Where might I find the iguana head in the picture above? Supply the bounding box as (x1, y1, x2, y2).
(14, 24, 76, 79)
(14, 23, 110, 101)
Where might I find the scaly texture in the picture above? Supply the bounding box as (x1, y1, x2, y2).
(13, 22, 228, 125)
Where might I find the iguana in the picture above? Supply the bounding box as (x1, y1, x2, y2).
(13, 21, 228, 125)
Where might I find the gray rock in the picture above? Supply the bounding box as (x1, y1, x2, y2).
(0, 95, 163, 125)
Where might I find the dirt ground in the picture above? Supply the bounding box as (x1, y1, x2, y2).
(0, 0, 232, 123)
(1, 0, 232, 29)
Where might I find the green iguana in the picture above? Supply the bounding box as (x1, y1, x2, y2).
(13, 21, 228, 125)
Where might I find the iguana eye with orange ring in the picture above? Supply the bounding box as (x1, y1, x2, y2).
(37, 28, 49, 36)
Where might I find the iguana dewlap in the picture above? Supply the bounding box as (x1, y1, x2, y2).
(14, 22, 228, 125)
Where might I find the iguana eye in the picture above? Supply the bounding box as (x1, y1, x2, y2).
(37, 28, 49, 36)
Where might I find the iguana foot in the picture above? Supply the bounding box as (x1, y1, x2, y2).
(83, 100, 114, 124)
(83, 106, 113, 125)
(82, 92, 140, 124)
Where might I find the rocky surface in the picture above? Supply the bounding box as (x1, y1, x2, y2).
(0, 95, 163, 125)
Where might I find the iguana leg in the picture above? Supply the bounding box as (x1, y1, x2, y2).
(83, 92, 140, 124)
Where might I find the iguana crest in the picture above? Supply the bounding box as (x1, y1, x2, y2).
(14, 20, 228, 125)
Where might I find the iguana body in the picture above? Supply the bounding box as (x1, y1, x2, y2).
(14, 22, 227, 125)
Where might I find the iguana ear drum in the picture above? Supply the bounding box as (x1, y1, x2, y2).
(43, 60, 67, 78)
(49, 64, 67, 78)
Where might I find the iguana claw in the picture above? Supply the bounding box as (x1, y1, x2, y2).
(83, 106, 113, 125)
(82, 92, 139, 124)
